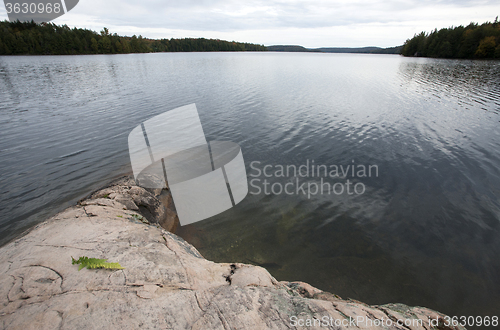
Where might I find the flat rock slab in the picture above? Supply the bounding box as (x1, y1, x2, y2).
(0, 200, 465, 329)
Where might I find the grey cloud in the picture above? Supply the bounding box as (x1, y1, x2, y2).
(75, 0, 499, 32)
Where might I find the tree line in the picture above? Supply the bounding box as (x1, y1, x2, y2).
(0, 20, 266, 55)
(401, 18, 500, 59)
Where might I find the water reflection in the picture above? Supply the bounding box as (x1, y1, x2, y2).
(0, 54, 499, 325)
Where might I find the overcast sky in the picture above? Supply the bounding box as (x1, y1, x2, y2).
(1, 0, 499, 47)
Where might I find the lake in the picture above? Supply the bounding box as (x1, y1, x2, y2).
(1, 52, 499, 323)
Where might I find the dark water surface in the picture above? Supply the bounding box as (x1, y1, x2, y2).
(1, 53, 499, 322)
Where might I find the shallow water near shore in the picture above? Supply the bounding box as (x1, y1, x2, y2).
(1, 52, 499, 325)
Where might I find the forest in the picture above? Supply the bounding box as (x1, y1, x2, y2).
(401, 18, 500, 58)
(3, 19, 500, 59)
(0, 20, 266, 55)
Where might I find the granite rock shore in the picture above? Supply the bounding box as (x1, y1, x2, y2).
(0, 177, 466, 329)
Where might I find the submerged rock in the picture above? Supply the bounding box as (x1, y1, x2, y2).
(0, 181, 465, 329)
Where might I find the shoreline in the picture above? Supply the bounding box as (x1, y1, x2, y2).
(0, 176, 465, 329)
(0, 171, 135, 249)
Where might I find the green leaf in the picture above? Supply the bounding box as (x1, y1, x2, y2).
(71, 256, 124, 271)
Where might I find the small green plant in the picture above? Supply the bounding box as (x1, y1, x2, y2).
(71, 256, 124, 271)
(129, 213, 149, 224)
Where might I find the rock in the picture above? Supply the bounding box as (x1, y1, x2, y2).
(157, 190, 179, 233)
(114, 194, 139, 211)
(160, 207, 179, 233)
(128, 186, 168, 226)
(282, 281, 323, 298)
(81, 175, 178, 232)
(229, 264, 277, 287)
(0, 182, 466, 330)
(80, 198, 127, 210)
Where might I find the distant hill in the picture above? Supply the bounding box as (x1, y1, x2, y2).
(267, 45, 317, 52)
(372, 45, 403, 54)
(267, 45, 403, 54)
(316, 46, 381, 53)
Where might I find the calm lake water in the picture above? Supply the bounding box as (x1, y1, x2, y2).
(1, 52, 499, 322)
